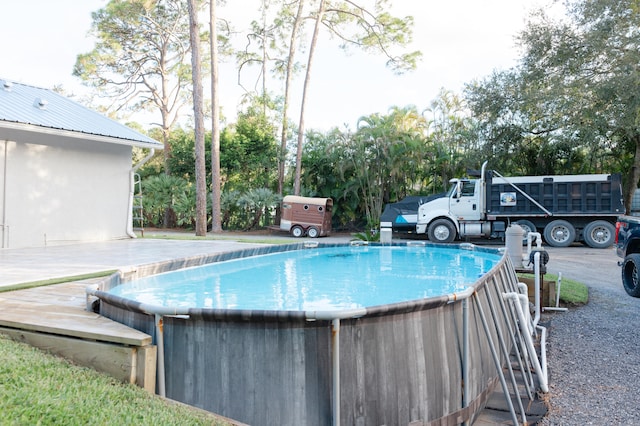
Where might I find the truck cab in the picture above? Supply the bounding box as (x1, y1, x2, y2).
(449, 179, 484, 221)
(416, 177, 493, 243)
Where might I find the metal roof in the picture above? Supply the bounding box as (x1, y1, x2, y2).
(0, 79, 162, 149)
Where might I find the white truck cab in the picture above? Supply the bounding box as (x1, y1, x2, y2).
(416, 175, 488, 243)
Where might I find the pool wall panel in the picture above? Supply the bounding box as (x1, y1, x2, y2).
(339, 305, 464, 425)
(162, 316, 332, 425)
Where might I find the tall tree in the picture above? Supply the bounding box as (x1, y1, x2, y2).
(292, 0, 422, 194)
(278, 0, 305, 200)
(187, 0, 208, 236)
(293, 0, 326, 195)
(74, 0, 192, 173)
(210, 0, 223, 233)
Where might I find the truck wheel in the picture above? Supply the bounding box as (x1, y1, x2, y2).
(291, 225, 304, 238)
(515, 220, 537, 244)
(307, 226, 319, 238)
(543, 220, 576, 247)
(583, 220, 615, 249)
(622, 254, 640, 297)
(428, 219, 456, 243)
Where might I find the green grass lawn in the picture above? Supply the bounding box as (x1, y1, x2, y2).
(518, 272, 589, 305)
(0, 335, 230, 426)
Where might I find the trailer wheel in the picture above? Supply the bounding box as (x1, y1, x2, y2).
(428, 219, 456, 243)
(291, 225, 304, 238)
(307, 226, 319, 238)
(583, 220, 615, 249)
(543, 220, 576, 247)
(622, 254, 640, 297)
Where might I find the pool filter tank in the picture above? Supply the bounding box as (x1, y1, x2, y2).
(505, 224, 525, 268)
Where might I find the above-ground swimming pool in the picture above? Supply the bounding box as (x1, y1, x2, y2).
(93, 242, 519, 426)
(108, 245, 501, 311)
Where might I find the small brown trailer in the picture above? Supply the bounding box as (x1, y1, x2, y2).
(279, 195, 333, 238)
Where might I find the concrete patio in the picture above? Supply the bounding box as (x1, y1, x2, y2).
(0, 236, 275, 289)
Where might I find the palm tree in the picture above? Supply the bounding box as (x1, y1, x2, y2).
(238, 188, 281, 230)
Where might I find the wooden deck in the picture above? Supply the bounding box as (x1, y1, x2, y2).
(0, 280, 156, 391)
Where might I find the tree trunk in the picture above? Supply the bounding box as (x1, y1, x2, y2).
(210, 0, 223, 233)
(187, 0, 207, 236)
(294, 0, 325, 195)
(161, 129, 172, 175)
(246, 210, 264, 231)
(278, 0, 305, 204)
(261, 1, 268, 116)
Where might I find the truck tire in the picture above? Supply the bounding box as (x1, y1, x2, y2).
(583, 220, 615, 249)
(622, 254, 640, 297)
(543, 220, 576, 247)
(515, 220, 537, 244)
(428, 219, 457, 243)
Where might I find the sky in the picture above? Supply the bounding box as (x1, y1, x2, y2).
(0, 0, 555, 131)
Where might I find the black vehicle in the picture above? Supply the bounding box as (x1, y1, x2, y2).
(615, 215, 640, 297)
(380, 194, 446, 234)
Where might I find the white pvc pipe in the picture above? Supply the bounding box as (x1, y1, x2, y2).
(1, 140, 8, 248)
(517, 282, 528, 295)
(516, 291, 533, 335)
(502, 292, 549, 393)
(517, 281, 533, 333)
(536, 324, 548, 384)
(526, 232, 542, 257)
(533, 252, 541, 328)
(541, 271, 569, 312)
(556, 272, 563, 307)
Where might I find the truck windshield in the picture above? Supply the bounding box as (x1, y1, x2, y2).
(447, 183, 457, 197)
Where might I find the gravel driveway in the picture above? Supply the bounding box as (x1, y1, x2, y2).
(536, 246, 640, 425)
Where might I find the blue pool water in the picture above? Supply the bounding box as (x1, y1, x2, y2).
(108, 246, 501, 311)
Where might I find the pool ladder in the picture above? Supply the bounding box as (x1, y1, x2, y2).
(465, 256, 548, 425)
(132, 172, 144, 236)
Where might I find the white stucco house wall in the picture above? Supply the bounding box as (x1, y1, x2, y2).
(0, 79, 162, 248)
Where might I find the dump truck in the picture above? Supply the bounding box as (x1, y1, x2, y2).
(279, 195, 332, 238)
(403, 162, 624, 248)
